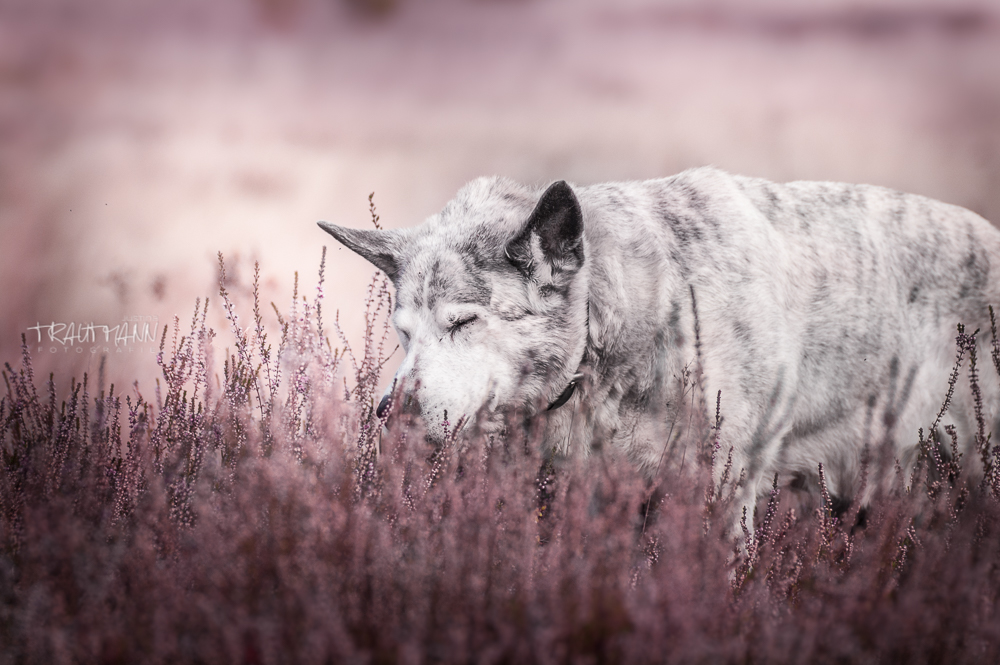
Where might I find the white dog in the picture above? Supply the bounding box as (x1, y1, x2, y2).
(320, 167, 1000, 521)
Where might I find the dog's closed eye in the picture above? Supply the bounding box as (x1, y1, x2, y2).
(449, 315, 478, 338)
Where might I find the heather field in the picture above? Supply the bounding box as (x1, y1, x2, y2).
(2, 253, 1000, 664)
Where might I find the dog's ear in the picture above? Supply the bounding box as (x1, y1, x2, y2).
(317, 222, 404, 281)
(506, 180, 584, 275)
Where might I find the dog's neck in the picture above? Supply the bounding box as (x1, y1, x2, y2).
(546, 298, 590, 412)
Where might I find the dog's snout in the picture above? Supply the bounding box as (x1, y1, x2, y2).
(376, 394, 391, 419)
(376, 383, 421, 429)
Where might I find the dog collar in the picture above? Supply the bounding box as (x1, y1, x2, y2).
(546, 372, 584, 411)
(546, 298, 590, 412)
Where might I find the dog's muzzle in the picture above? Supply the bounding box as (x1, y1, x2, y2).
(376, 383, 421, 429)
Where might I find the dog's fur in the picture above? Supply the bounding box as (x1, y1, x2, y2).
(320, 167, 1000, 521)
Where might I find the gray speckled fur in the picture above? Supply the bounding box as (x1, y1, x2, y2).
(319, 167, 1000, 523)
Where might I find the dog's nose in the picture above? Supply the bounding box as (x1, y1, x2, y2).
(376, 386, 421, 429)
(376, 394, 391, 419)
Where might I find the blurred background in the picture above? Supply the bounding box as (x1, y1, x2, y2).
(2, 0, 999, 391)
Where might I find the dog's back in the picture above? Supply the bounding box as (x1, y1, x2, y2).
(575, 167, 1000, 506)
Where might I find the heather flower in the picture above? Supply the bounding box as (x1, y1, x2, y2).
(1, 254, 999, 664)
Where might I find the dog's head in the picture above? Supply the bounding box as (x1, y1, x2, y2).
(319, 177, 589, 441)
